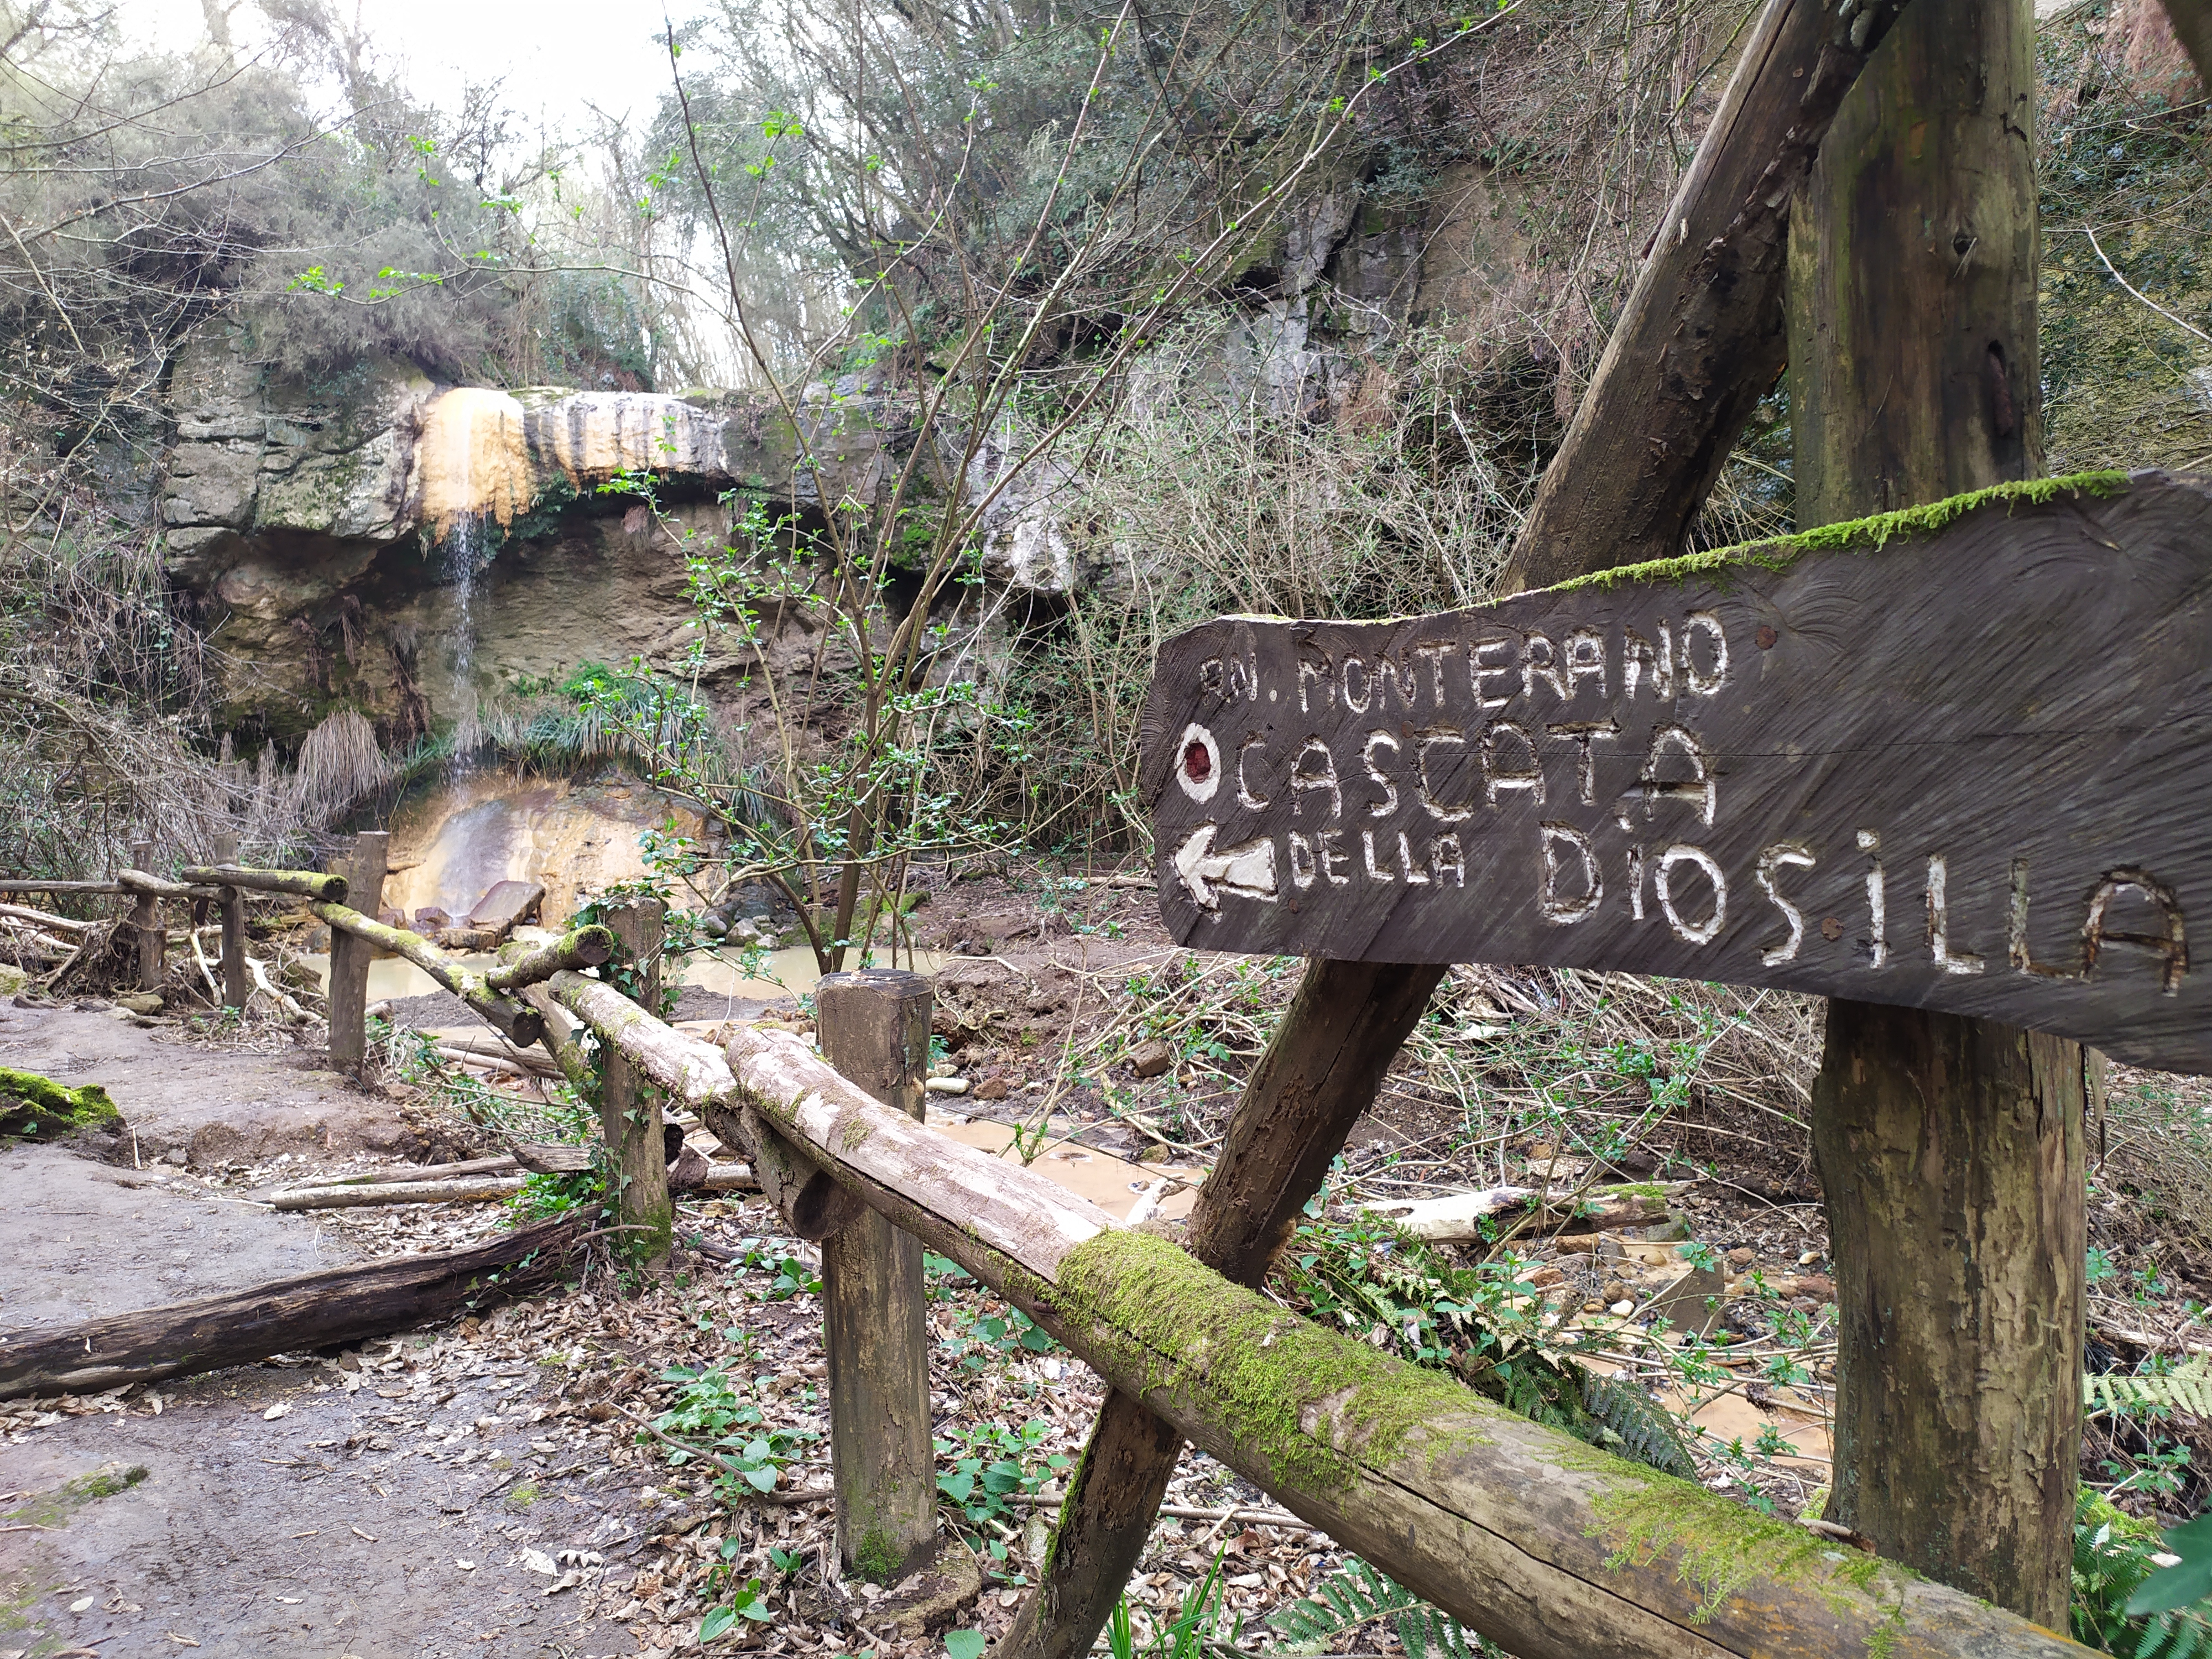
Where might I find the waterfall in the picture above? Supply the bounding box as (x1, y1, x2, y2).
(440, 510, 495, 770)
(416, 388, 531, 766)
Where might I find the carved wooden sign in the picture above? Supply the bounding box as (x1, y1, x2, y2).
(1141, 472, 2212, 1075)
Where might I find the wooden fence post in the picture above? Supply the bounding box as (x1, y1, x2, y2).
(212, 834, 248, 1010)
(128, 839, 162, 992)
(814, 968, 937, 1586)
(601, 899, 672, 1263)
(328, 830, 388, 1075)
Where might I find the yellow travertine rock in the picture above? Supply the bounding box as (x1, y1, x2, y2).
(416, 388, 533, 534)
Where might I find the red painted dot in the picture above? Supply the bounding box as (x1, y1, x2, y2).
(1183, 740, 1212, 782)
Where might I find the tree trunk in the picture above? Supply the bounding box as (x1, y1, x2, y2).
(1499, 0, 1916, 592)
(0, 1215, 583, 1399)
(1811, 1006, 2086, 1618)
(992, 959, 1446, 1659)
(2158, 0, 2212, 89)
(1787, 0, 2085, 1624)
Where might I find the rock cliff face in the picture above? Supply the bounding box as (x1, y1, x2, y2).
(159, 333, 899, 743)
(157, 173, 1528, 749)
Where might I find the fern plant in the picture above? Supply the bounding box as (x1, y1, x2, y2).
(2088, 1359, 2212, 1420)
(2074, 1490, 2212, 1658)
(1270, 1209, 1698, 1479)
(1269, 1557, 1504, 1659)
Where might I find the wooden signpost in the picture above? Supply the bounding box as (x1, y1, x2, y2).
(1141, 471, 2212, 1074)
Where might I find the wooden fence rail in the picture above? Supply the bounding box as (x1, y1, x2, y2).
(540, 973, 2081, 1657)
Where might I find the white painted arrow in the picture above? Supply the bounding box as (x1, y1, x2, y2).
(1172, 825, 1279, 910)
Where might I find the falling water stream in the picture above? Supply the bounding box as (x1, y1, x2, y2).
(440, 510, 491, 769)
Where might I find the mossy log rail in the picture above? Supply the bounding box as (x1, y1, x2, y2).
(540, 994, 2077, 1658)
(116, 869, 218, 900)
(541, 968, 733, 1109)
(308, 903, 555, 1046)
(485, 926, 614, 992)
(184, 864, 348, 903)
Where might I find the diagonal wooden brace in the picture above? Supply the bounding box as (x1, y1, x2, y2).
(990, 958, 1446, 1659)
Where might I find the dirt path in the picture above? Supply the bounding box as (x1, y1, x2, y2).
(0, 1002, 660, 1659)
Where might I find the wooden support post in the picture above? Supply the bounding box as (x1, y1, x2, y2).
(327, 831, 388, 1076)
(1498, 0, 1913, 591)
(995, 959, 1447, 1659)
(814, 968, 938, 1585)
(2158, 0, 2211, 89)
(212, 835, 247, 1011)
(601, 899, 672, 1264)
(128, 839, 161, 992)
(1787, 0, 2084, 1624)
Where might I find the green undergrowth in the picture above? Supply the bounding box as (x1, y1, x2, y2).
(0, 1066, 121, 1140)
(2074, 1489, 2212, 1658)
(1550, 469, 2136, 594)
(1268, 1207, 1695, 1478)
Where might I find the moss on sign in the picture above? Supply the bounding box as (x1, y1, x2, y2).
(1548, 469, 2136, 594)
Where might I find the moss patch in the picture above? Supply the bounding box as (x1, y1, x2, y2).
(1548, 469, 2136, 594)
(3, 1462, 149, 1531)
(1053, 1232, 1916, 1646)
(0, 1067, 121, 1141)
(1582, 1465, 1908, 1651)
(1046, 1229, 1499, 1493)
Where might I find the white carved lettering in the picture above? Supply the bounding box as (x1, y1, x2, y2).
(1538, 823, 1602, 923)
(1291, 738, 1342, 822)
(1656, 844, 1727, 946)
(1362, 731, 1401, 817)
(1926, 855, 1986, 975)
(1756, 843, 1816, 966)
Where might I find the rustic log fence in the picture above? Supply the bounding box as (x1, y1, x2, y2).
(570, 955, 2077, 1657)
(0, 840, 2091, 1653)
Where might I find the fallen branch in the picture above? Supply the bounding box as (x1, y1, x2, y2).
(0, 902, 92, 935)
(431, 1029, 561, 1075)
(245, 954, 316, 1024)
(283, 1154, 525, 1190)
(432, 1046, 547, 1081)
(0, 1215, 585, 1398)
(268, 1176, 530, 1211)
(0, 921, 71, 958)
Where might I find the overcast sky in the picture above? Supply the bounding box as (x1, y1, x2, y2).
(120, 0, 706, 131)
